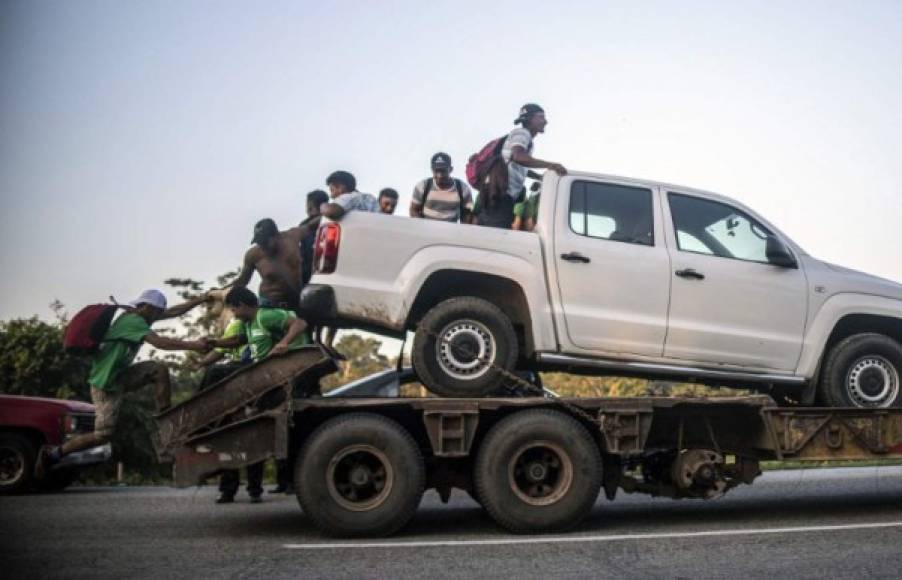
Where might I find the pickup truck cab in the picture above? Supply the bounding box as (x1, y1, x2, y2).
(300, 171, 902, 408)
(0, 394, 111, 494)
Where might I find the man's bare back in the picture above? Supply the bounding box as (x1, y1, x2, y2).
(235, 224, 303, 308)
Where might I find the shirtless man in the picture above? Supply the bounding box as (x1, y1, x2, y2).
(234, 218, 304, 311)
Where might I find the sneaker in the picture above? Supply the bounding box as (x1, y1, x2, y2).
(34, 445, 59, 480)
(215, 493, 235, 504)
(249, 494, 263, 504)
(269, 484, 289, 494)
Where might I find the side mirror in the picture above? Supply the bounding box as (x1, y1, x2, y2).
(766, 236, 798, 269)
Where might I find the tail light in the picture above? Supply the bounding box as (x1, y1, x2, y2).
(314, 222, 341, 274)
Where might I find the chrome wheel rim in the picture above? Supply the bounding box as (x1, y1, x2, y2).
(846, 355, 900, 408)
(436, 319, 496, 381)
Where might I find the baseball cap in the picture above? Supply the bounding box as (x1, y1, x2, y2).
(431, 152, 452, 170)
(514, 103, 545, 124)
(252, 218, 279, 244)
(130, 289, 167, 310)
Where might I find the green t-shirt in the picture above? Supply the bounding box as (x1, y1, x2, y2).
(88, 312, 152, 392)
(216, 319, 247, 362)
(246, 308, 309, 361)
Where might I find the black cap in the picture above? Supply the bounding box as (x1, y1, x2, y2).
(252, 218, 279, 244)
(514, 103, 544, 125)
(431, 152, 452, 169)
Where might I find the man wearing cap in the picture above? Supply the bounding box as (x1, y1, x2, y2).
(410, 153, 474, 223)
(36, 290, 212, 475)
(233, 218, 305, 311)
(475, 104, 567, 228)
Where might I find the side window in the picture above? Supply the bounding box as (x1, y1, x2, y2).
(569, 181, 654, 246)
(668, 193, 773, 263)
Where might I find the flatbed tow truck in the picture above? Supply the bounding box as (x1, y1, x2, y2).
(153, 346, 902, 537)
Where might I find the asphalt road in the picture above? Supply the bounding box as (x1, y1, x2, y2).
(2, 466, 902, 579)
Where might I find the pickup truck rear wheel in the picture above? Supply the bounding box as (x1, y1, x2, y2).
(295, 413, 425, 537)
(0, 433, 36, 495)
(819, 333, 902, 408)
(412, 297, 518, 397)
(474, 409, 602, 533)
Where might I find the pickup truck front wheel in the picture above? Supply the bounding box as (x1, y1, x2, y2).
(819, 333, 902, 408)
(412, 297, 518, 397)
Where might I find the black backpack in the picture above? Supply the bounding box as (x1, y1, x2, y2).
(422, 178, 465, 218)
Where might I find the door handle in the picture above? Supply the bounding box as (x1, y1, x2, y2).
(561, 252, 591, 263)
(675, 268, 705, 280)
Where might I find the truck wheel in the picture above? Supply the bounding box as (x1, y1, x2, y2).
(412, 297, 518, 397)
(0, 433, 37, 495)
(819, 333, 902, 408)
(36, 467, 80, 492)
(295, 413, 425, 537)
(474, 409, 602, 533)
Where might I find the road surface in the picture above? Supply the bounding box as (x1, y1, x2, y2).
(2, 466, 902, 579)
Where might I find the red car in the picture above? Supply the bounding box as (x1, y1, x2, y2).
(0, 394, 111, 494)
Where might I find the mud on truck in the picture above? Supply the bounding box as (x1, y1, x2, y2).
(300, 170, 902, 408)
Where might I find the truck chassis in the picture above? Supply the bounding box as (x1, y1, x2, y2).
(154, 347, 902, 537)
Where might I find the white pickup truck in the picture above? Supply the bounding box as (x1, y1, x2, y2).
(300, 171, 902, 408)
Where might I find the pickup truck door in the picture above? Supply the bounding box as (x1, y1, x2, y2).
(662, 191, 807, 371)
(552, 177, 671, 357)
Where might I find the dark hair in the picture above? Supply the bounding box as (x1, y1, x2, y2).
(326, 171, 356, 193)
(307, 189, 329, 206)
(225, 287, 258, 308)
(378, 188, 399, 200)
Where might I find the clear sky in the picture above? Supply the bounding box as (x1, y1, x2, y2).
(2, 0, 901, 322)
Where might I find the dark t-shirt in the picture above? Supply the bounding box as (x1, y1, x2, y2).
(473, 191, 517, 229)
(299, 215, 318, 285)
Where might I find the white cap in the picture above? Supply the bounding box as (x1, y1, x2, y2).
(129, 289, 168, 310)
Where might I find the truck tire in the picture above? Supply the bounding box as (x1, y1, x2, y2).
(819, 333, 902, 408)
(36, 467, 80, 492)
(0, 433, 37, 495)
(474, 409, 602, 533)
(412, 297, 518, 397)
(295, 413, 425, 537)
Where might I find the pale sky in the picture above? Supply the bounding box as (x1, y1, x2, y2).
(2, 0, 901, 323)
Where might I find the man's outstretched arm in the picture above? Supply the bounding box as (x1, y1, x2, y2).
(510, 146, 567, 175)
(145, 332, 210, 352)
(320, 203, 346, 220)
(160, 293, 210, 320)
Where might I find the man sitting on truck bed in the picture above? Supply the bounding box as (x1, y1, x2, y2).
(204, 287, 312, 503)
(234, 218, 305, 312)
(36, 289, 212, 478)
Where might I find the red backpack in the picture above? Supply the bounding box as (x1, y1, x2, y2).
(465, 135, 508, 189)
(63, 304, 127, 355)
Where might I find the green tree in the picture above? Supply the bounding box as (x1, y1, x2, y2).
(0, 311, 89, 400)
(321, 334, 391, 390)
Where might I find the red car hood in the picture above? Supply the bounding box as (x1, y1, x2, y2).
(0, 394, 95, 413)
